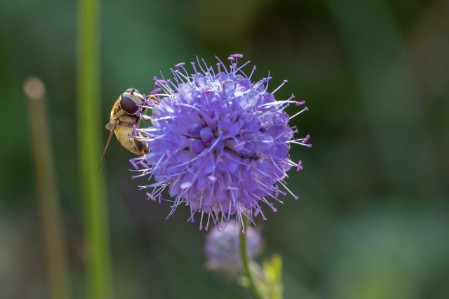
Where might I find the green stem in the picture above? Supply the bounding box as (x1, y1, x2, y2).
(24, 78, 71, 299)
(77, 0, 113, 297)
(240, 217, 263, 299)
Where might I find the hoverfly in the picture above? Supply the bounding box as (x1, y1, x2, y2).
(96, 88, 156, 173)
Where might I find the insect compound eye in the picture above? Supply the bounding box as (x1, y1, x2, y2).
(120, 96, 139, 114)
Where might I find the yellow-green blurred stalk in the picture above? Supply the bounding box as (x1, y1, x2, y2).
(24, 77, 71, 299)
(77, 0, 113, 297)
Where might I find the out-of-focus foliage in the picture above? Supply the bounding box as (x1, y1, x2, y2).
(1, 0, 448, 298)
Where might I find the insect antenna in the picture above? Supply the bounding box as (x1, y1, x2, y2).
(96, 120, 118, 175)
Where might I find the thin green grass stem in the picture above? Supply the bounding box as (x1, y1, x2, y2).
(24, 78, 71, 299)
(77, 0, 113, 297)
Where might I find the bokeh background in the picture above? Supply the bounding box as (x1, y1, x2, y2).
(1, 0, 449, 298)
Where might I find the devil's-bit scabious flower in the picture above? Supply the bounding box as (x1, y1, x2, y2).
(205, 221, 262, 274)
(131, 54, 310, 229)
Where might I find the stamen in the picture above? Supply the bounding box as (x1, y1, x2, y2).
(264, 72, 271, 92)
(230, 53, 243, 59)
(150, 88, 161, 95)
(289, 106, 309, 120)
(215, 56, 229, 74)
(303, 134, 310, 143)
(190, 61, 198, 73)
(278, 181, 298, 200)
(248, 65, 256, 79)
(272, 80, 288, 94)
(234, 60, 251, 75)
(196, 56, 208, 74)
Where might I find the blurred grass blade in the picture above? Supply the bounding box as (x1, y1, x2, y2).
(24, 77, 71, 299)
(77, 0, 113, 297)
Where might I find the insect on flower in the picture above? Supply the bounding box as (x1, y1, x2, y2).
(130, 54, 311, 229)
(96, 88, 157, 173)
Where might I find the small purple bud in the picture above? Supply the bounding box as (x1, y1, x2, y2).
(204, 220, 262, 275)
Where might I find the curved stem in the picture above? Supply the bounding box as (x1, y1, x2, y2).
(240, 217, 263, 299)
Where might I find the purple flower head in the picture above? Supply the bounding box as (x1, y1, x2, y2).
(205, 220, 262, 274)
(131, 54, 311, 230)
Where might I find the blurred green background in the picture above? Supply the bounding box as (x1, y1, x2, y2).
(1, 0, 449, 298)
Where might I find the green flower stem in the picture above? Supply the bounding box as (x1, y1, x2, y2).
(77, 0, 113, 297)
(240, 217, 263, 299)
(24, 78, 71, 299)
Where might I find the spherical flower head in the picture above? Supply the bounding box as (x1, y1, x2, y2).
(131, 54, 311, 229)
(205, 220, 262, 274)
